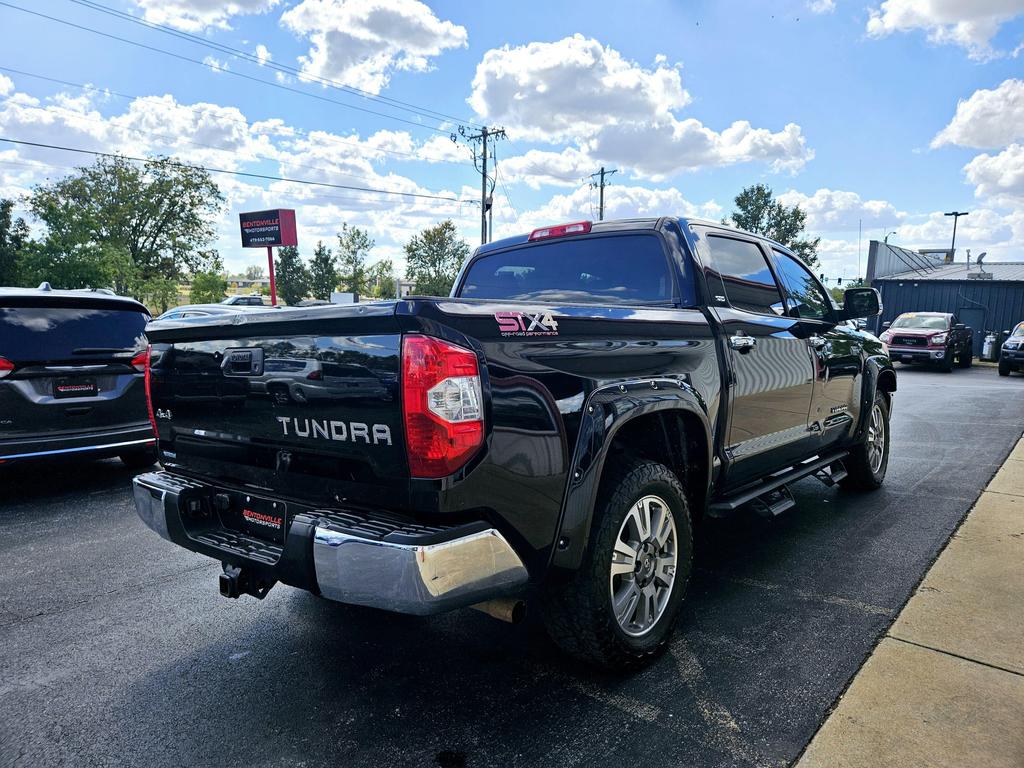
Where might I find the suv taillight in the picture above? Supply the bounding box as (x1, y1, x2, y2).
(142, 346, 158, 436)
(402, 334, 483, 478)
(0, 356, 13, 379)
(130, 350, 149, 373)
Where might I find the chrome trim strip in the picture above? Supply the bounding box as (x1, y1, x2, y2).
(0, 438, 154, 460)
(313, 526, 529, 615)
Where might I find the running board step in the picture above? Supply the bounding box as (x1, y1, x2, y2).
(708, 450, 849, 518)
(814, 460, 848, 487)
(749, 486, 795, 518)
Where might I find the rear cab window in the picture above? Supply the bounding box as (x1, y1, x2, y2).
(0, 303, 149, 363)
(458, 233, 692, 306)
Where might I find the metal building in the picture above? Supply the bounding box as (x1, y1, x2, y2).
(866, 241, 1024, 356)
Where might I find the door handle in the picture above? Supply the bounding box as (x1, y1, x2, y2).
(729, 332, 757, 353)
(808, 335, 827, 350)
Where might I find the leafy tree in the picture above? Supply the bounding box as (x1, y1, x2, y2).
(366, 259, 396, 299)
(308, 240, 339, 300)
(337, 223, 373, 296)
(190, 259, 228, 303)
(404, 220, 469, 297)
(0, 198, 29, 285)
(726, 184, 820, 270)
(28, 155, 224, 284)
(274, 245, 309, 306)
(244, 264, 265, 281)
(139, 276, 181, 314)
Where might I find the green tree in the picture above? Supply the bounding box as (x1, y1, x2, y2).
(274, 245, 309, 306)
(190, 262, 227, 303)
(308, 240, 339, 300)
(726, 184, 820, 270)
(0, 198, 30, 285)
(336, 223, 373, 296)
(139, 276, 181, 314)
(366, 259, 396, 298)
(244, 264, 265, 281)
(404, 220, 469, 297)
(28, 155, 224, 286)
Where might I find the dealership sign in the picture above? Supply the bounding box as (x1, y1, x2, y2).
(239, 209, 298, 248)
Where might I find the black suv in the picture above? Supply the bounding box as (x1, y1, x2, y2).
(0, 284, 156, 467)
(999, 322, 1024, 376)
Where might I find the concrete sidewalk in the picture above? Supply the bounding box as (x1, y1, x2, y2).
(797, 438, 1024, 768)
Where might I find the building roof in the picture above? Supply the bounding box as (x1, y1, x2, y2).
(876, 262, 1024, 282)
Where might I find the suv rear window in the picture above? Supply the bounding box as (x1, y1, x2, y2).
(459, 234, 677, 305)
(0, 305, 149, 362)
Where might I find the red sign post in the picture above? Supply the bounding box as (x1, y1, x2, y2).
(238, 209, 298, 306)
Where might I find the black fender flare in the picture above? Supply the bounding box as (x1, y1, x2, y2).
(852, 354, 896, 440)
(549, 378, 713, 571)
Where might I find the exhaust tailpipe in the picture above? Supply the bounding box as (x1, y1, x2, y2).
(470, 597, 526, 624)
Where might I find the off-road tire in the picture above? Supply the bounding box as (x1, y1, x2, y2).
(998, 360, 1011, 377)
(119, 448, 159, 470)
(940, 353, 955, 373)
(840, 392, 890, 491)
(542, 459, 693, 670)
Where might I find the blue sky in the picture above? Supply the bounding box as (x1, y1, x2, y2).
(2, 0, 1023, 282)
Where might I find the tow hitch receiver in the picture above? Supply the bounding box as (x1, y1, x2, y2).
(219, 565, 275, 600)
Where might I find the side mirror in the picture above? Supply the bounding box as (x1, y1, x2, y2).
(839, 287, 882, 320)
(954, 323, 966, 330)
(882, 321, 891, 330)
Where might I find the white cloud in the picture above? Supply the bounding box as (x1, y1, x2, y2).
(0, 74, 13, 97)
(281, 0, 467, 95)
(203, 56, 231, 73)
(932, 79, 1024, 149)
(866, 0, 1024, 60)
(963, 143, 1024, 204)
(498, 148, 593, 189)
(469, 35, 813, 179)
(808, 0, 836, 13)
(130, 0, 281, 32)
(416, 135, 471, 164)
(255, 44, 272, 65)
(777, 188, 904, 232)
(894, 208, 1016, 251)
(469, 34, 690, 144)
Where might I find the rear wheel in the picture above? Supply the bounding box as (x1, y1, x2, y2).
(120, 447, 158, 470)
(840, 392, 890, 491)
(542, 460, 693, 670)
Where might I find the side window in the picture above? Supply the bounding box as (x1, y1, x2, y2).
(770, 250, 831, 320)
(704, 236, 784, 315)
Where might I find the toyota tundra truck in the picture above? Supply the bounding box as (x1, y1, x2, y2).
(134, 217, 895, 669)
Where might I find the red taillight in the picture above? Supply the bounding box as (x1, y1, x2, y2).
(142, 346, 158, 437)
(402, 334, 483, 478)
(0, 356, 13, 379)
(528, 220, 592, 241)
(130, 350, 149, 373)
(307, 369, 323, 380)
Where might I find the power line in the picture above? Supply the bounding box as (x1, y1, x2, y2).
(0, 1, 455, 136)
(456, 125, 506, 244)
(588, 167, 617, 221)
(2, 96, 466, 198)
(0, 137, 475, 204)
(65, 0, 484, 130)
(0, 64, 477, 169)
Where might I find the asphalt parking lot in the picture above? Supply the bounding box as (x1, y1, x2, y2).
(2, 365, 1022, 768)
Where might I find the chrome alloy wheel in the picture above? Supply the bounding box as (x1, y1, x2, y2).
(866, 402, 886, 474)
(609, 495, 678, 637)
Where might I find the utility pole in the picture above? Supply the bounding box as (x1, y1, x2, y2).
(589, 167, 618, 220)
(456, 125, 506, 244)
(944, 211, 969, 258)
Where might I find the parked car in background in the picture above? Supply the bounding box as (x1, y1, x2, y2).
(221, 295, 265, 306)
(0, 283, 156, 467)
(999, 322, 1024, 377)
(879, 312, 973, 372)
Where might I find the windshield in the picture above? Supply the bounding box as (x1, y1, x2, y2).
(459, 234, 690, 305)
(1012, 322, 1024, 338)
(891, 314, 949, 330)
(0, 305, 149, 362)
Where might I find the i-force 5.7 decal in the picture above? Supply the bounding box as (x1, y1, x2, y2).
(495, 311, 559, 337)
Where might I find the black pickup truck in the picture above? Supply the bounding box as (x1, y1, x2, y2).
(134, 217, 895, 669)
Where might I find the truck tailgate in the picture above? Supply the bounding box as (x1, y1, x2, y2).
(146, 304, 408, 508)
